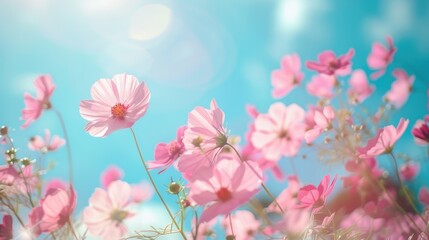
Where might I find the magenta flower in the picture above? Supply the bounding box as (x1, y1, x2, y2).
(367, 36, 396, 79)
(399, 162, 419, 181)
(29, 185, 76, 233)
(412, 116, 429, 145)
(358, 118, 409, 158)
(222, 210, 260, 240)
(0, 215, 12, 240)
(188, 159, 261, 222)
(251, 102, 305, 161)
(297, 175, 337, 212)
(21, 75, 55, 128)
(304, 106, 335, 143)
(28, 129, 65, 153)
(347, 70, 374, 105)
(384, 69, 414, 109)
(79, 74, 151, 137)
(306, 49, 355, 76)
(100, 165, 123, 188)
(178, 99, 228, 179)
(271, 54, 304, 98)
(149, 126, 186, 173)
(83, 180, 134, 240)
(306, 74, 336, 99)
(44, 179, 67, 194)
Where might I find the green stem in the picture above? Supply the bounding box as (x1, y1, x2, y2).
(130, 128, 187, 240)
(228, 214, 235, 239)
(53, 108, 73, 185)
(68, 220, 79, 240)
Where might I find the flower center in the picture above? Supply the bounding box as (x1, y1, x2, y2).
(110, 209, 128, 225)
(111, 103, 127, 118)
(216, 187, 232, 202)
(278, 130, 290, 140)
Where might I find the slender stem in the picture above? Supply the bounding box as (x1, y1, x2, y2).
(177, 194, 184, 232)
(192, 209, 199, 240)
(130, 128, 187, 240)
(227, 143, 285, 214)
(68, 220, 79, 240)
(228, 214, 235, 239)
(53, 108, 73, 185)
(1, 198, 25, 228)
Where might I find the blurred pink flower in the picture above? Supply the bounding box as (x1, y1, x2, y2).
(271, 54, 304, 98)
(222, 210, 259, 240)
(190, 217, 217, 239)
(44, 179, 67, 194)
(340, 208, 385, 236)
(149, 126, 186, 173)
(278, 209, 311, 237)
(178, 99, 227, 179)
(84, 180, 133, 240)
(130, 181, 153, 203)
(342, 158, 382, 193)
(384, 69, 414, 109)
(304, 106, 335, 143)
(101, 165, 123, 188)
(251, 102, 305, 161)
(358, 118, 409, 158)
(367, 36, 396, 79)
(347, 70, 374, 105)
(419, 187, 429, 206)
(400, 162, 419, 181)
(268, 175, 300, 212)
(28, 129, 65, 153)
(306, 49, 354, 76)
(0, 165, 36, 194)
(79, 74, 151, 137)
(412, 116, 429, 145)
(306, 74, 336, 99)
(0, 215, 12, 240)
(21, 75, 55, 128)
(297, 175, 337, 212)
(30, 185, 76, 233)
(188, 159, 261, 222)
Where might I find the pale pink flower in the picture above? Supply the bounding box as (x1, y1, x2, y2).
(306, 49, 355, 76)
(304, 106, 335, 143)
(190, 217, 217, 239)
(28, 206, 43, 237)
(367, 36, 396, 79)
(0, 165, 36, 194)
(149, 126, 186, 173)
(304, 105, 321, 130)
(28, 129, 65, 153)
(278, 209, 311, 238)
(400, 162, 419, 181)
(251, 103, 305, 161)
(342, 158, 382, 193)
(306, 74, 336, 99)
(271, 54, 304, 98)
(79, 74, 151, 137)
(101, 165, 123, 188)
(222, 210, 259, 240)
(340, 208, 385, 236)
(44, 179, 67, 194)
(178, 99, 228, 179)
(347, 70, 374, 105)
(130, 181, 153, 203)
(0, 215, 12, 240)
(384, 69, 414, 109)
(297, 175, 337, 212)
(84, 180, 134, 240)
(267, 175, 300, 212)
(188, 159, 261, 222)
(21, 75, 55, 128)
(30, 185, 76, 233)
(412, 116, 429, 145)
(419, 187, 429, 206)
(358, 118, 409, 158)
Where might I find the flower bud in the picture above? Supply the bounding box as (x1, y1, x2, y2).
(0, 126, 8, 136)
(180, 199, 190, 208)
(226, 235, 235, 240)
(168, 181, 182, 195)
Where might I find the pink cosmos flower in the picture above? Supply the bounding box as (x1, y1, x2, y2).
(384, 69, 414, 109)
(130, 181, 153, 203)
(342, 158, 382, 193)
(178, 99, 228, 179)
(306, 74, 336, 99)
(0, 215, 12, 240)
(418, 187, 429, 206)
(267, 175, 300, 212)
(304, 106, 335, 143)
(190, 217, 217, 240)
(28, 129, 65, 153)
(347, 70, 374, 105)
(412, 116, 429, 145)
(367, 36, 396, 79)
(79, 74, 151, 137)
(188, 159, 261, 223)
(358, 118, 409, 158)
(277, 209, 311, 238)
(29, 185, 76, 233)
(22, 75, 55, 128)
(251, 102, 305, 161)
(0, 165, 36, 194)
(271, 54, 304, 98)
(306, 49, 355, 76)
(222, 210, 259, 240)
(44, 179, 67, 194)
(83, 180, 134, 240)
(340, 208, 385, 236)
(400, 162, 419, 181)
(297, 175, 337, 212)
(149, 126, 186, 173)
(101, 165, 123, 188)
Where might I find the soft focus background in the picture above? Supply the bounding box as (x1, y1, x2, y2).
(1, 0, 428, 237)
